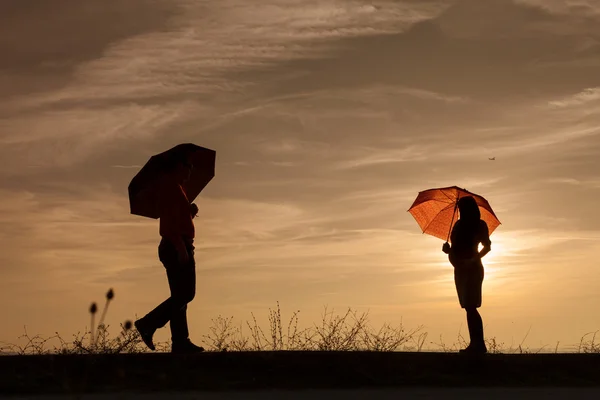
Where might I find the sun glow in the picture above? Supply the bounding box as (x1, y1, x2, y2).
(481, 233, 508, 286)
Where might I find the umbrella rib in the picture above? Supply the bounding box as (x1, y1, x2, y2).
(408, 197, 453, 212)
(420, 185, 459, 193)
(420, 202, 455, 234)
(439, 189, 456, 203)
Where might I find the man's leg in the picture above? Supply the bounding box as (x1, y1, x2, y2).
(168, 243, 204, 353)
(135, 241, 180, 350)
(166, 261, 195, 344)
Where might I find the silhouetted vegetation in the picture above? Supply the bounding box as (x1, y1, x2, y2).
(0, 290, 598, 355)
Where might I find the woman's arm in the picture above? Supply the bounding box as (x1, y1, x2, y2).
(443, 221, 460, 255)
(442, 242, 451, 254)
(476, 221, 492, 259)
(478, 243, 491, 259)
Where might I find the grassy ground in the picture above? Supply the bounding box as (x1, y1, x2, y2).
(2, 351, 600, 395)
(1, 291, 599, 395)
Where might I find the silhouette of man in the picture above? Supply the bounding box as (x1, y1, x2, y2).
(135, 154, 204, 353)
(442, 196, 491, 354)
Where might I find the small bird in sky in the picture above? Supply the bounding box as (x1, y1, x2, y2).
(488, 157, 496, 161)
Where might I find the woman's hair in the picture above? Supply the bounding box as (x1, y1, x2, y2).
(458, 196, 480, 222)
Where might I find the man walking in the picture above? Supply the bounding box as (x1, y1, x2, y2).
(134, 154, 204, 353)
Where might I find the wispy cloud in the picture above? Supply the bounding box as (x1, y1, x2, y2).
(545, 177, 600, 188)
(0, 102, 199, 170)
(111, 165, 143, 169)
(1, 0, 445, 172)
(548, 87, 600, 108)
(8, 0, 442, 112)
(334, 145, 430, 169)
(518, 0, 600, 19)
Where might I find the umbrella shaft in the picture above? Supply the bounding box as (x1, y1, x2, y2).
(446, 201, 458, 242)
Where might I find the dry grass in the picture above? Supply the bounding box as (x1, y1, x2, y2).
(431, 326, 548, 354)
(1, 290, 598, 355)
(201, 302, 428, 352)
(0, 288, 167, 355)
(578, 331, 600, 353)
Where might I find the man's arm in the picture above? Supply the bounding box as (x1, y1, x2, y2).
(190, 203, 199, 218)
(161, 214, 187, 249)
(158, 187, 189, 261)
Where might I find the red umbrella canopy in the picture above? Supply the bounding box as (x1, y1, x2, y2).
(408, 186, 500, 242)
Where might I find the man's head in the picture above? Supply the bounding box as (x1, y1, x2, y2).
(165, 154, 193, 184)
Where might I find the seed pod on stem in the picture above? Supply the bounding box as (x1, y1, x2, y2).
(95, 288, 115, 345)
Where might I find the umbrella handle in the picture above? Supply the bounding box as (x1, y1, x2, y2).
(446, 201, 459, 243)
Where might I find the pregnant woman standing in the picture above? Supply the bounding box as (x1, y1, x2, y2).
(442, 196, 492, 354)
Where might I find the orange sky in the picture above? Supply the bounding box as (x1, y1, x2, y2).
(1, 0, 599, 352)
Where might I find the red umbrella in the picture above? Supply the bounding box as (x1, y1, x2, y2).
(408, 186, 500, 243)
(128, 143, 216, 219)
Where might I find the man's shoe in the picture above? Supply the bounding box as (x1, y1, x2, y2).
(134, 319, 156, 351)
(171, 339, 205, 354)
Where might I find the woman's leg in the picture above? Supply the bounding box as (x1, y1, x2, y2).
(462, 264, 486, 352)
(466, 307, 485, 350)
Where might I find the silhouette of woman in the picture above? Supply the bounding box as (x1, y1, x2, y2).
(442, 196, 491, 354)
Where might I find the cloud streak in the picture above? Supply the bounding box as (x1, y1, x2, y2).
(548, 87, 600, 107)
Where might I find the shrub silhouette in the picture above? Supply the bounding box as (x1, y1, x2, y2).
(1, 294, 598, 354)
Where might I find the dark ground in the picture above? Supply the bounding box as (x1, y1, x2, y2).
(1, 352, 600, 396)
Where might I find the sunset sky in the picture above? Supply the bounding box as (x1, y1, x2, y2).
(1, 0, 599, 352)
